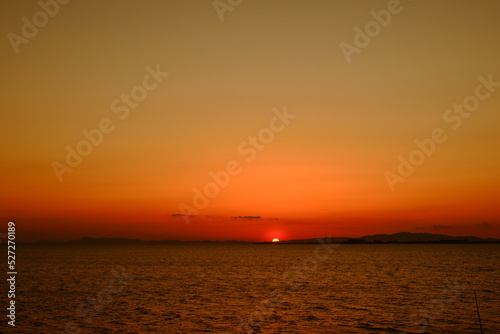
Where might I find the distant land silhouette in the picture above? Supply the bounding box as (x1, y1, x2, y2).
(14, 232, 500, 245)
(277, 232, 500, 244)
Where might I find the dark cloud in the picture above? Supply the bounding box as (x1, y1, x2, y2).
(414, 225, 455, 230)
(432, 224, 455, 229)
(474, 222, 493, 229)
(232, 216, 262, 219)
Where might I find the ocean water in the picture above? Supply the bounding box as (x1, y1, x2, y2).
(6, 243, 500, 333)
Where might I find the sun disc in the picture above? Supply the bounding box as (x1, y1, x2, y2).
(272, 238, 280, 243)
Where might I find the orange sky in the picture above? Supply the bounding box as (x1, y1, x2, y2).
(1, 0, 499, 242)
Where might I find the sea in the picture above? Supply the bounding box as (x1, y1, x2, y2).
(4, 243, 499, 333)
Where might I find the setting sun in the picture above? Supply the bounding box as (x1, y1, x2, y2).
(272, 238, 280, 243)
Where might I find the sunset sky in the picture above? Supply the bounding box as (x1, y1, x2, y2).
(1, 0, 499, 242)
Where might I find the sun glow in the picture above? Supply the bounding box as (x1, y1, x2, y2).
(272, 238, 280, 243)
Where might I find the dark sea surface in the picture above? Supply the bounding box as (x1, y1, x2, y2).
(5, 243, 500, 333)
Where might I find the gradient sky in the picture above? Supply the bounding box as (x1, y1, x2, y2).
(1, 0, 499, 241)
